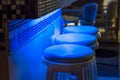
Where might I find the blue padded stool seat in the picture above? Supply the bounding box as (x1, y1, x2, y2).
(42, 44, 97, 80)
(43, 44, 95, 63)
(63, 25, 99, 38)
(54, 33, 97, 49)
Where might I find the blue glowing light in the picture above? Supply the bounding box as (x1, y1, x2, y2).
(9, 9, 62, 80)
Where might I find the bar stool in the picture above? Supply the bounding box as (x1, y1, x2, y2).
(54, 33, 98, 50)
(63, 25, 100, 38)
(42, 44, 97, 80)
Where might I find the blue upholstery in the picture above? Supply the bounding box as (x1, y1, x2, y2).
(63, 25, 99, 37)
(43, 44, 94, 63)
(80, 3, 98, 26)
(54, 33, 96, 46)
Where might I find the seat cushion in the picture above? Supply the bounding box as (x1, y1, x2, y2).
(63, 25, 99, 36)
(54, 33, 96, 46)
(43, 44, 94, 63)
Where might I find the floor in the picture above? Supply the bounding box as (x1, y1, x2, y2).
(96, 36, 120, 80)
(97, 64, 119, 80)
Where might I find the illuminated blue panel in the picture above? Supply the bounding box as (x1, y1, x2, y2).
(8, 9, 62, 53)
(9, 9, 63, 80)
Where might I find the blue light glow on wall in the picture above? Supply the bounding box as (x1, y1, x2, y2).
(8, 9, 63, 80)
(8, 9, 62, 54)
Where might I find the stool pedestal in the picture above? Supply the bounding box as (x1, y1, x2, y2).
(42, 56, 97, 80)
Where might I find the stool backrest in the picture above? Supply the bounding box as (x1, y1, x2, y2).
(80, 3, 98, 26)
